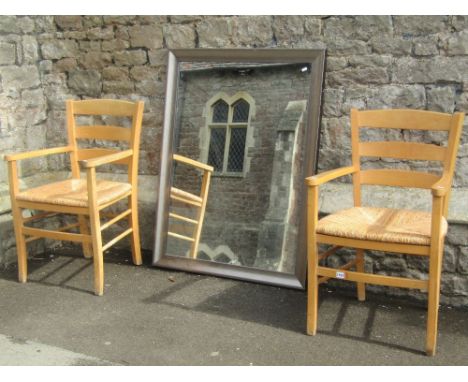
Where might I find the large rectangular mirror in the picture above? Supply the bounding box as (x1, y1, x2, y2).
(153, 49, 325, 289)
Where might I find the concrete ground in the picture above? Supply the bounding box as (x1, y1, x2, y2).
(0, 248, 467, 366)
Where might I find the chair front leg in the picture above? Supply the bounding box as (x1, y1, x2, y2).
(7, 160, 28, 283)
(128, 194, 142, 265)
(307, 185, 319, 335)
(426, 195, 445, 356)
(87, 167, 104, 296)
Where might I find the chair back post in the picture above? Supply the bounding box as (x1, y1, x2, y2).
(350, 108, 361, 207)
(441, 112, 465, 217)
(128, 101, 145, 187)
(66, 100, 81, 178)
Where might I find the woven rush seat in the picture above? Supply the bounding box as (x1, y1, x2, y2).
(316, 206, 448, 246)
(16, 179, 132, 208)
(170, 187, 203, 204)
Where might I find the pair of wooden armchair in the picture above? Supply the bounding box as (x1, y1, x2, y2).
(4, 99, 211, 296)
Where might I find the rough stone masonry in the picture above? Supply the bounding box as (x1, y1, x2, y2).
(0, 15, 467, 306)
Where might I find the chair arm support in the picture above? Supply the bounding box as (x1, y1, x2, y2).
(80, 149, 133, 168)
(305, 166, 357, 187)
(173, 154, 214, 172)
(431, 175, 452, 197)
(3, 146, 73, 162)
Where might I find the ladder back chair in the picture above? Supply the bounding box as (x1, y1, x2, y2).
(4, 99, 145, 296)
(168, 154, 213, 259)
(306, 108, 464, 356)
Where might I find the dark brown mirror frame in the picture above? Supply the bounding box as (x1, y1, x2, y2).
(153, 48, 325, 289)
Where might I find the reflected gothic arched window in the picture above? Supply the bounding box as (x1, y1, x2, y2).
(207, 97, 251, 174)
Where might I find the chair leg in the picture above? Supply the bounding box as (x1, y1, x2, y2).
(11, 205, 28, 283)
(89, 208, 104, 296)
(426, 243, 443, 356)
(78, 215, 93, 259)
(307, 241, 319, 335)
(356, 249, 366, 302)
(128, 195, 142, 266)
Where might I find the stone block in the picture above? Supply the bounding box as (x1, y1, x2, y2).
(41, 39, 78, 59)
(102, 39, 130, 52)
(426, 86, 456, 113)
(322, 88, 344, 118)
(54, 57, 77, 72)
(393, 57, 468, 84)
(170, 16, 202, 24)
(393, 16, 449, 36)
(370, 36, 412, 56)
(103, 16, 136, 25)
(80, 51, 112, 70)
(0, 42, 16, 65)
(1, 65, 40, 93)
(22, 36, 39, 64)
(447, 224, 468, 246)
(413, 36, 439, 56)
(366, 85, 426, 110)
(113, 50, 147, 66)
(0, 16, 20, 34)
(326, 57, 347, 72)
(68, 70, 101, 96)
(443, 244, 458, 273)
(103, 81, 135, 95)
(325, 16, 392, 41)
(326, 66, 389, 87)
(163, 24, 196, 49)
(148, 49, 168, 67)
(324, 37, 369, 56)
(18, 17, 35, 34)
(233, 16, 273, 47)
(87, 26, 114, 41)
(446, 30, 468, 56)
(102, 67, 129, 81)
(197, 18, 234, 48)
(458, 247, 468, 274)
(451, 15, 468, 32)
(34, 16, 55, 33)
(129, 25, 163, 49)
(55, 16, 83, 30)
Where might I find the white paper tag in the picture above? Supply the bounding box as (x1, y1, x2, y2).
(336, 271, 345, 279)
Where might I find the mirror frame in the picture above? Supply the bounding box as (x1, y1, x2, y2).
(152, 48, 325, 289)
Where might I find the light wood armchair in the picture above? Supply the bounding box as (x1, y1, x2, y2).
(4, 99, 145, 296)
(306, 108, 464, 356)
(168, 154, 213, 259)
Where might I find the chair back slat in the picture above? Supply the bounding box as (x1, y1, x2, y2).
(360, 169, 440, 189)
(357, 109, 452, 131)
(76, 148, 131, 165)
(359, 141, 447, 161)
(75, 126, 132, 142)
(72, 99, 137, 117)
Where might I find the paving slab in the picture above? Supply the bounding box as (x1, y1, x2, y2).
(0, 248, 467, 366)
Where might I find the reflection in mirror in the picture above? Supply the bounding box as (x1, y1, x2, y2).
(167, 61, 312, 274)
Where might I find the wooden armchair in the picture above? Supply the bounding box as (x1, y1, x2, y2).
(168, 154, 213, 259)
(306, 108, 464, 355)
(4, 99, 144, 296)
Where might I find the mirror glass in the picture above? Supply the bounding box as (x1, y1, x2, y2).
(154, 50, 325, 289)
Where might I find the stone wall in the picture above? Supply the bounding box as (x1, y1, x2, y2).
(0, 15, 467, 305)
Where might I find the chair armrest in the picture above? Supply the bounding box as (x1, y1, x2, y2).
(3, 146, 73, 162)
(173, 154, 214, 172)
(431, 175, 452, 197)
(80, 149, 133, 168)
(305, 166, 357, 186)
